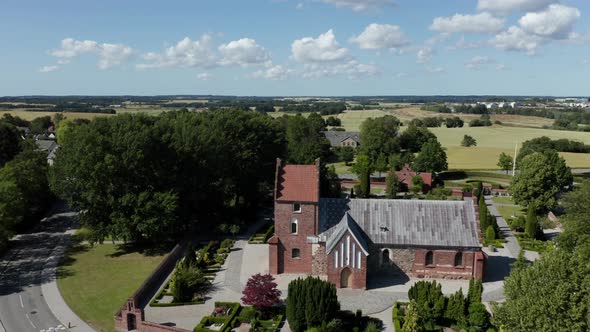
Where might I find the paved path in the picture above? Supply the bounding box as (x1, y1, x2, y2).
(486, 196, 521, 258)
(0, 203, 94, 332)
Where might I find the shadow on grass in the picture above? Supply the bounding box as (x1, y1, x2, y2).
(56, 242, 91, 279)
(108, 242, 176, 258)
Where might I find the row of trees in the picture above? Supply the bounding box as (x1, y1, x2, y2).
(401, 279, 491, 331)
(408, 117, 464, 128)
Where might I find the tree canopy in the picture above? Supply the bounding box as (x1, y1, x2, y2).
(510, 151, 572, 210)
(413, 139, 448, 173)
(50, 110, 286, 242)
(360, 115, 401, 162)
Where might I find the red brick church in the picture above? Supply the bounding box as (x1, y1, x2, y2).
(269, 159, 486, 289)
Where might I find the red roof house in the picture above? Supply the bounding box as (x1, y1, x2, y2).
(394, 165, 433, 193)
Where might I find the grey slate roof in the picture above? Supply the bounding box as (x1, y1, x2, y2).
(318, 198, 481, 248)
(35, 139, 57, 152)
(325, 212, 370, 255)
(321, 131, 360, 147)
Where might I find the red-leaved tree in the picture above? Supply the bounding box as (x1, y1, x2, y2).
(241, 273, 282, 313)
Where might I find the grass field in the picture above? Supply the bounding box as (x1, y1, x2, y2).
(492, 196, 516, 205)
(497, 205, 525, 221)
(57, 243, 166, 332)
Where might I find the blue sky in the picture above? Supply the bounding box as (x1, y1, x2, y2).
(1, 0, 589, 96)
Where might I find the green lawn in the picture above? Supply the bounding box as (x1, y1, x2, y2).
(327, 161, 352, 175)
(497, 205, 525, 221)
(492, 196, 516, 205)
(57, 243, 166, 332)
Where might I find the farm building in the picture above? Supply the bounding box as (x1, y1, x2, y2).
(321, 131, 361, 148)
(269, 159, 486, 290)
(394, 165, 433, 193)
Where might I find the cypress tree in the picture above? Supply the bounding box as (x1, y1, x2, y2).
(478, 197, 489, 231)
(525, 204, 539, 239)
(486, 225, 496, 242)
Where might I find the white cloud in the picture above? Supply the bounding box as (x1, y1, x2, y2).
(39, 65, 59, 73)
(301, 61, 379, 80)
(477, 0, 554, 14)
(430, 13, 505, 34)
(465, 55, 496, 69)
(197, 73, 213, 81)
(49, 38, 134, 70)
(321, 0, 394, 12)
(296, 2, 304, 9)
(291, 30, 348, 63)
(137, 35, 216, 69)
(490, 26, 543, 55)
(518, 4, 580, 39)
(252, 65, 293, 80)
(218, 38, 271, 66)
(425, 66, 446, 73)
(447, 36, 482, 50)
(417, 47, 433, 63)
(98, 43, 134, 69)
(350, 23, 409, 50)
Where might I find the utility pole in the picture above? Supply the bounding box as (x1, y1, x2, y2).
(512, 142, 518, 176)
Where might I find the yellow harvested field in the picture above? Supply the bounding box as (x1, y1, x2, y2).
(0, 110, 113, 121)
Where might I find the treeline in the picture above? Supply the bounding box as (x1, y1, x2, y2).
(0, 121, 53, 252)
(280, 102, 347, 115)
(519, 136, 590, 158)
(50, 110, 341, 243)
(408, 117, 464, 128)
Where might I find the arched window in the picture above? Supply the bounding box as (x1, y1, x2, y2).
(382, 249, 390, 266)
(425, 251, 434, 266)
(292, 248, 300, 259)
(291, 218, 298, 234)
(454, 252, 463, 267)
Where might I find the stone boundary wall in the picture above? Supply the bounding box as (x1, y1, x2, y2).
(115, 243, 189, 332)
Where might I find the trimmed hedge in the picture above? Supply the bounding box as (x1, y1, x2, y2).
(248, 221, 274, 244)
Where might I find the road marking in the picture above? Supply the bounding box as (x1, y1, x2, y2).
(19, 294, 24, 308)
(25, 313, 36, 328)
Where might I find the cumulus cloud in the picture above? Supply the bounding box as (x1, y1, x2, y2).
(321, 0, 394, 11)
(518, 4, 580, 39)
(350, 23, 409, 50)
(430, 13, 505, 34)
(291, 30, 348, 62)
(477, 0, 554, 13)
(301, 60, 379, 80)
(252, 65, 293, 80)
(417, 47, 433, 63)
(490, 26, 543, 55)
(218, 38, 271, 66)
(137, 35, 216, 69)
(39, 65, 59, 73)
(465, 56, 496, 69)
(49, 38, 134, 69)
(491, 4, 581, 54)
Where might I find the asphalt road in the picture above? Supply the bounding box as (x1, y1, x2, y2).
(0, 203, 75, 332)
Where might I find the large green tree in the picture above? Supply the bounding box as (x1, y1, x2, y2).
(284, 115, 329, 164)
(360, 115, 401, 162)
(399, 125, 436, 153)
(510, 151, 572, 210)
(413, 138, 448, 173)
(493, 250, 590, 331)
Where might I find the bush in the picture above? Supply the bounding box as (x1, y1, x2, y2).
(220, 239, 234, 249)
(364, 322, 379, 332)
(486, 225, 496, 242)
